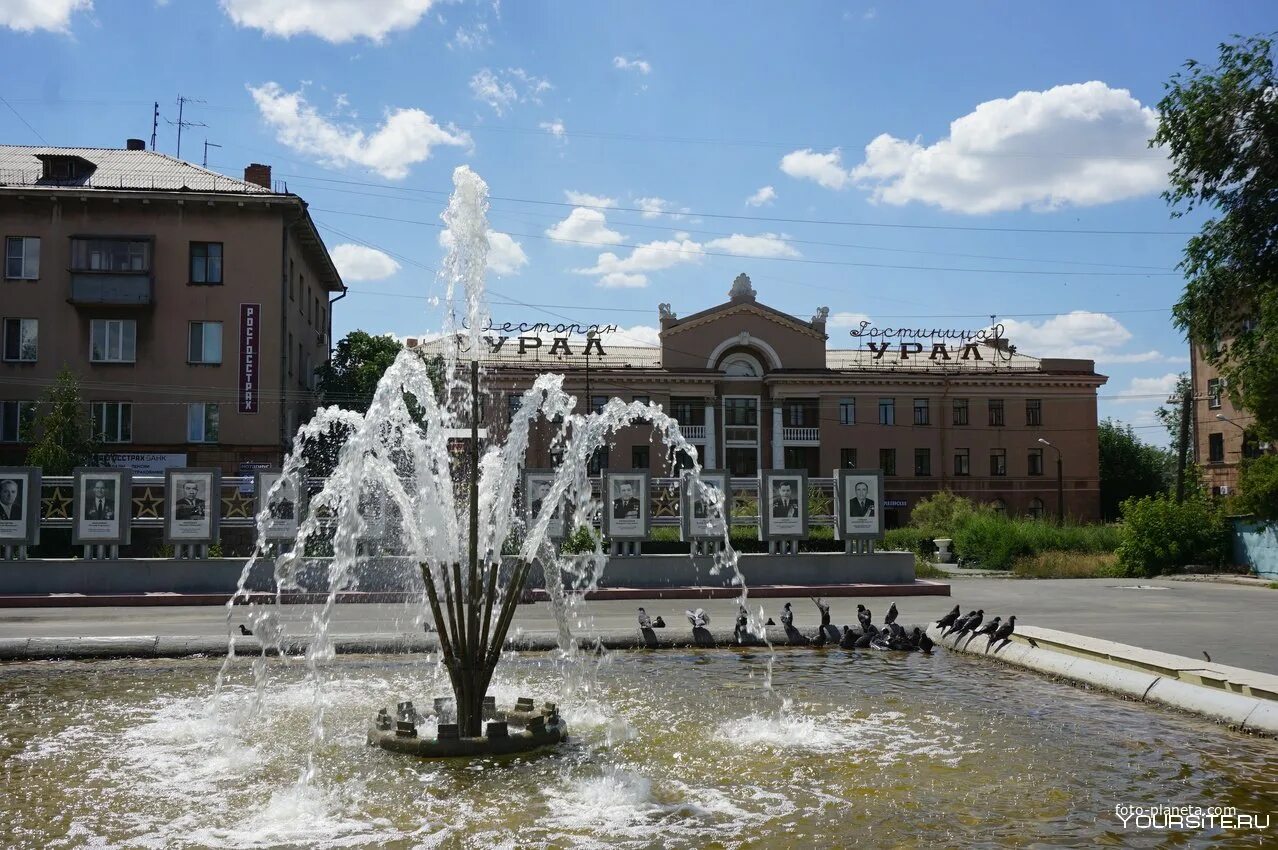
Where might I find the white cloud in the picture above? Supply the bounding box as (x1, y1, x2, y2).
(826, 311, 874, 330)
(1116, 373, 1182, 403)
(612, 55, 651, 74)
(469, 67, 551, 115)
(0, 0, 90, 31)
(448, 22, 490, 50)
(439, 228, 528, 275)
(999, 311, 1132, 359)
(633, 196, 689, 220)
(780, 148, 854, 190)
(330, 244, 401, 281)
(848, 81, 1168, 213)
(563, 190, 615, 208)
(248, 82, 469, 179)
(598, 272, 648, 289)
(703, 233, 799, 258)
(1095, 350, 1187, 365)
(539, 118, 566, 139)
(610, 324, 662, 346)
(545, 208, 625, 245)
(577, 238, 704, 288)
(221, 0, 436, 42)
(745, 185, 776, 207)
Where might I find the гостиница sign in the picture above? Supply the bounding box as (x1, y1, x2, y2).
(848, 320, 1017, 361)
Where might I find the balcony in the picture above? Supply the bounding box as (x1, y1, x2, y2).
(782, 426, 820, 443)
(680, 424, 706, 441)
(69, 273, 154, 306)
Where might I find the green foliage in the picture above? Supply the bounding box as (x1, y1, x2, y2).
(907, 490, 982, 537)
(24, 367, 98, 474)
(1154, 34, 1278, 439)
(884, 527, 937, 558)
(1116, 495, 1230, 577)
(1234, 455, 1278, 519)
(951, 513, 1121, 571)
(1012, 552, 1124, 579)
(316, 331, 407, 412)
(560, 525, 601, 554)
(1098, 419, 1173, 521)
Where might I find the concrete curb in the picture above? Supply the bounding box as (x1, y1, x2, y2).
(928, 625, 1278, 737)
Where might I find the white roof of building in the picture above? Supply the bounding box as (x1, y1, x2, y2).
(0, 145, 273, 194)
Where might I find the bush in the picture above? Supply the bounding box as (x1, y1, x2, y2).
(908, 490, 982, 536)
(560, 525, 601, 555)
(884, 527, 937, 558)
(951, 514, 1121, 571)
(1115, 495, 1229, 577)
(1234, 455, 1278, 520)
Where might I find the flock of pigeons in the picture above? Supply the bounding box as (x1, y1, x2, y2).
(636, 600, 1018, 654)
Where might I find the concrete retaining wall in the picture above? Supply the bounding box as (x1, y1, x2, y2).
(585, 552, 915, 587)
(1233, 518, 1278, 579)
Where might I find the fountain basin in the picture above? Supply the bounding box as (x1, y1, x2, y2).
(367, 715, 568, 758)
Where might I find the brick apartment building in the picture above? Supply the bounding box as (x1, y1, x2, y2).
(0, 142, 344, 474)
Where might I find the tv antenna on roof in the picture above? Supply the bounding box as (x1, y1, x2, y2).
(166, 95, 206, 160)
(203, 140, 222, 168)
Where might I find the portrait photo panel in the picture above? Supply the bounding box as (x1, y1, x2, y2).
(164, 468, 221, 545)
(836, 468, 885, 540)
(72, 467, 132, 545)
(523, 469, 566, 541)
(257, 470, 304, 541)
(681, 470, 731, 542)
(602, 471, 650, 540)
(759, 470, 808, 541)
(0, 467, 40, 545)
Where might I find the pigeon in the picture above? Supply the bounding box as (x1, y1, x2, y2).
(854, 631, 874, 649)
(856, 604, 872, 633)
(765, 617, 776, 626)
(734, 605, 750, 640)
(1202, 650, 1211, 663)
(915, 627, 934, 653)
(839, 626, 857, 649)
(685, 608, 710, 629)
(652, 616, 666, 629)
(944, 609, 980, 638)
(812, 597, 831, 627)
(637, 608, 652, 629)
(935, 605, 961, 631)
(884, 603, 899, 626)
(238, 624, 253, 636)
(954, 609, 984, 639)
(986, 616, 1015, 651)
(966, 616, 1000, 647)
(812, 627, 827, 647)
(780, 602, 794, 629)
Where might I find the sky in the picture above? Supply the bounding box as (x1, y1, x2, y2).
(3, 0, 1273, 444)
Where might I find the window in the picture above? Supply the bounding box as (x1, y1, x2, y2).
(878, 398, 895, 426)
(1208, 432, 1225, 463)
(70, 238, 149, 272)
(187, 403, 219, 443)
(187, 321, 223, 364)
(953, 398, 969, 426)
(723, 397, 758, 426)
(1207, 378, 1222, 410)
(721, 354, 760, 377)
(988, 399, 1005, 426)
(90, 319, 136, 363)
(288, 333, 294, 376)
(289, 259, 296, 301)
(588, 447, 608, 475)
(913, 398, 930, 426)
(507, 393, 521, 423)
(298, 342, 304, 386)
(990, 448, 1007, 476)
(1028, 498, 1045, 520)
(839, 398, 855, 425)
(1028, 447, 1044, 476)
(299, 275, 306, 314)
(632, 445, 649, 469)
(92, 402, 132, 443)
(1026, 399, 1042, 426)
(632, 395, 649, 405)
(1243, 432, 1263, 460)
(2, 318, 37, 362)
(914, 448, 931, 476)
(591, 395, 608, 415)
(954, 448, 970, 477)
(5, 236, 39, 279)
(880, 448, 896, 476)
(0, 401, 33, 442)
(190, 242, 223, 284)
(840, 448, 857, 469)
(672, 397, 697, 424)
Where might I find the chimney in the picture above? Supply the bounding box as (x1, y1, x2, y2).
(125, 138, 146, 151)
(244, 163, 272, 189)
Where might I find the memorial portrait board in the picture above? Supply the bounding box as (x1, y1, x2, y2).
(256, 470, 305, 541)
(72, 467, 132, 545)
(164, 468, 221, 545)
(523, 469, 566, 541)
(835, 468, 885, 541)
(758, 470, 808, 541)
(601, 471, 650, 540)
(0, 467, 40, 545)
(680, 470, 731, 542)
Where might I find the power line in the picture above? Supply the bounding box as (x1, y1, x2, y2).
(0, 95, 48, 145)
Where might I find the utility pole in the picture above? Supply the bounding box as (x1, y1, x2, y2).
(1175, 387, 1192, 503)
(202, 140, 221, 168)
(167, 95, 206, 160)
(150, 101, 159, 151)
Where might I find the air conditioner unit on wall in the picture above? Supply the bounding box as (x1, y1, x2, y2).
(1219, 485, 1231, 495)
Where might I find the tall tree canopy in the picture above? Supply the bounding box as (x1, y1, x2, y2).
(25, 368, 98, 474)
(316, 330, 409, 414)
(1098, 419, 1172, 521)
(1154, 34, 1278, 438)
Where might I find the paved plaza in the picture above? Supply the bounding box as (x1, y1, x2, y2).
(1, 577, 1274, 675)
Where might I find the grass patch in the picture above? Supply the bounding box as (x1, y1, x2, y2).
(913, 556, 946, 579)
(1011, 551, 1124, 579)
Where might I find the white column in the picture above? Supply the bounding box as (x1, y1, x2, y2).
(703, 403, 717, 468)
(771, 404, 784, 469)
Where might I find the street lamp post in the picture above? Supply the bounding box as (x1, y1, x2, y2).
(1038, 437, 1064, 524)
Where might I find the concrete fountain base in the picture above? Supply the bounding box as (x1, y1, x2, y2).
(368, 698, 569, 759)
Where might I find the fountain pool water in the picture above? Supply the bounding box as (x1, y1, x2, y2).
(3, 652, 1277, 848)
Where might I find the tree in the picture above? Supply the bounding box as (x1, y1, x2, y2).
(25, 368, 98, 474)
(1153, 34, 1278, 438)
(1234, 455, 1278, 519)
(316, 331, 408, 413)
(1098, 419, 1171, 521)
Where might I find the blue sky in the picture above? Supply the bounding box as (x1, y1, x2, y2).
(3, 0, 1273, 443)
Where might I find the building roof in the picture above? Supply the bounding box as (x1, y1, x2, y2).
(0, 145, 273, 194)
